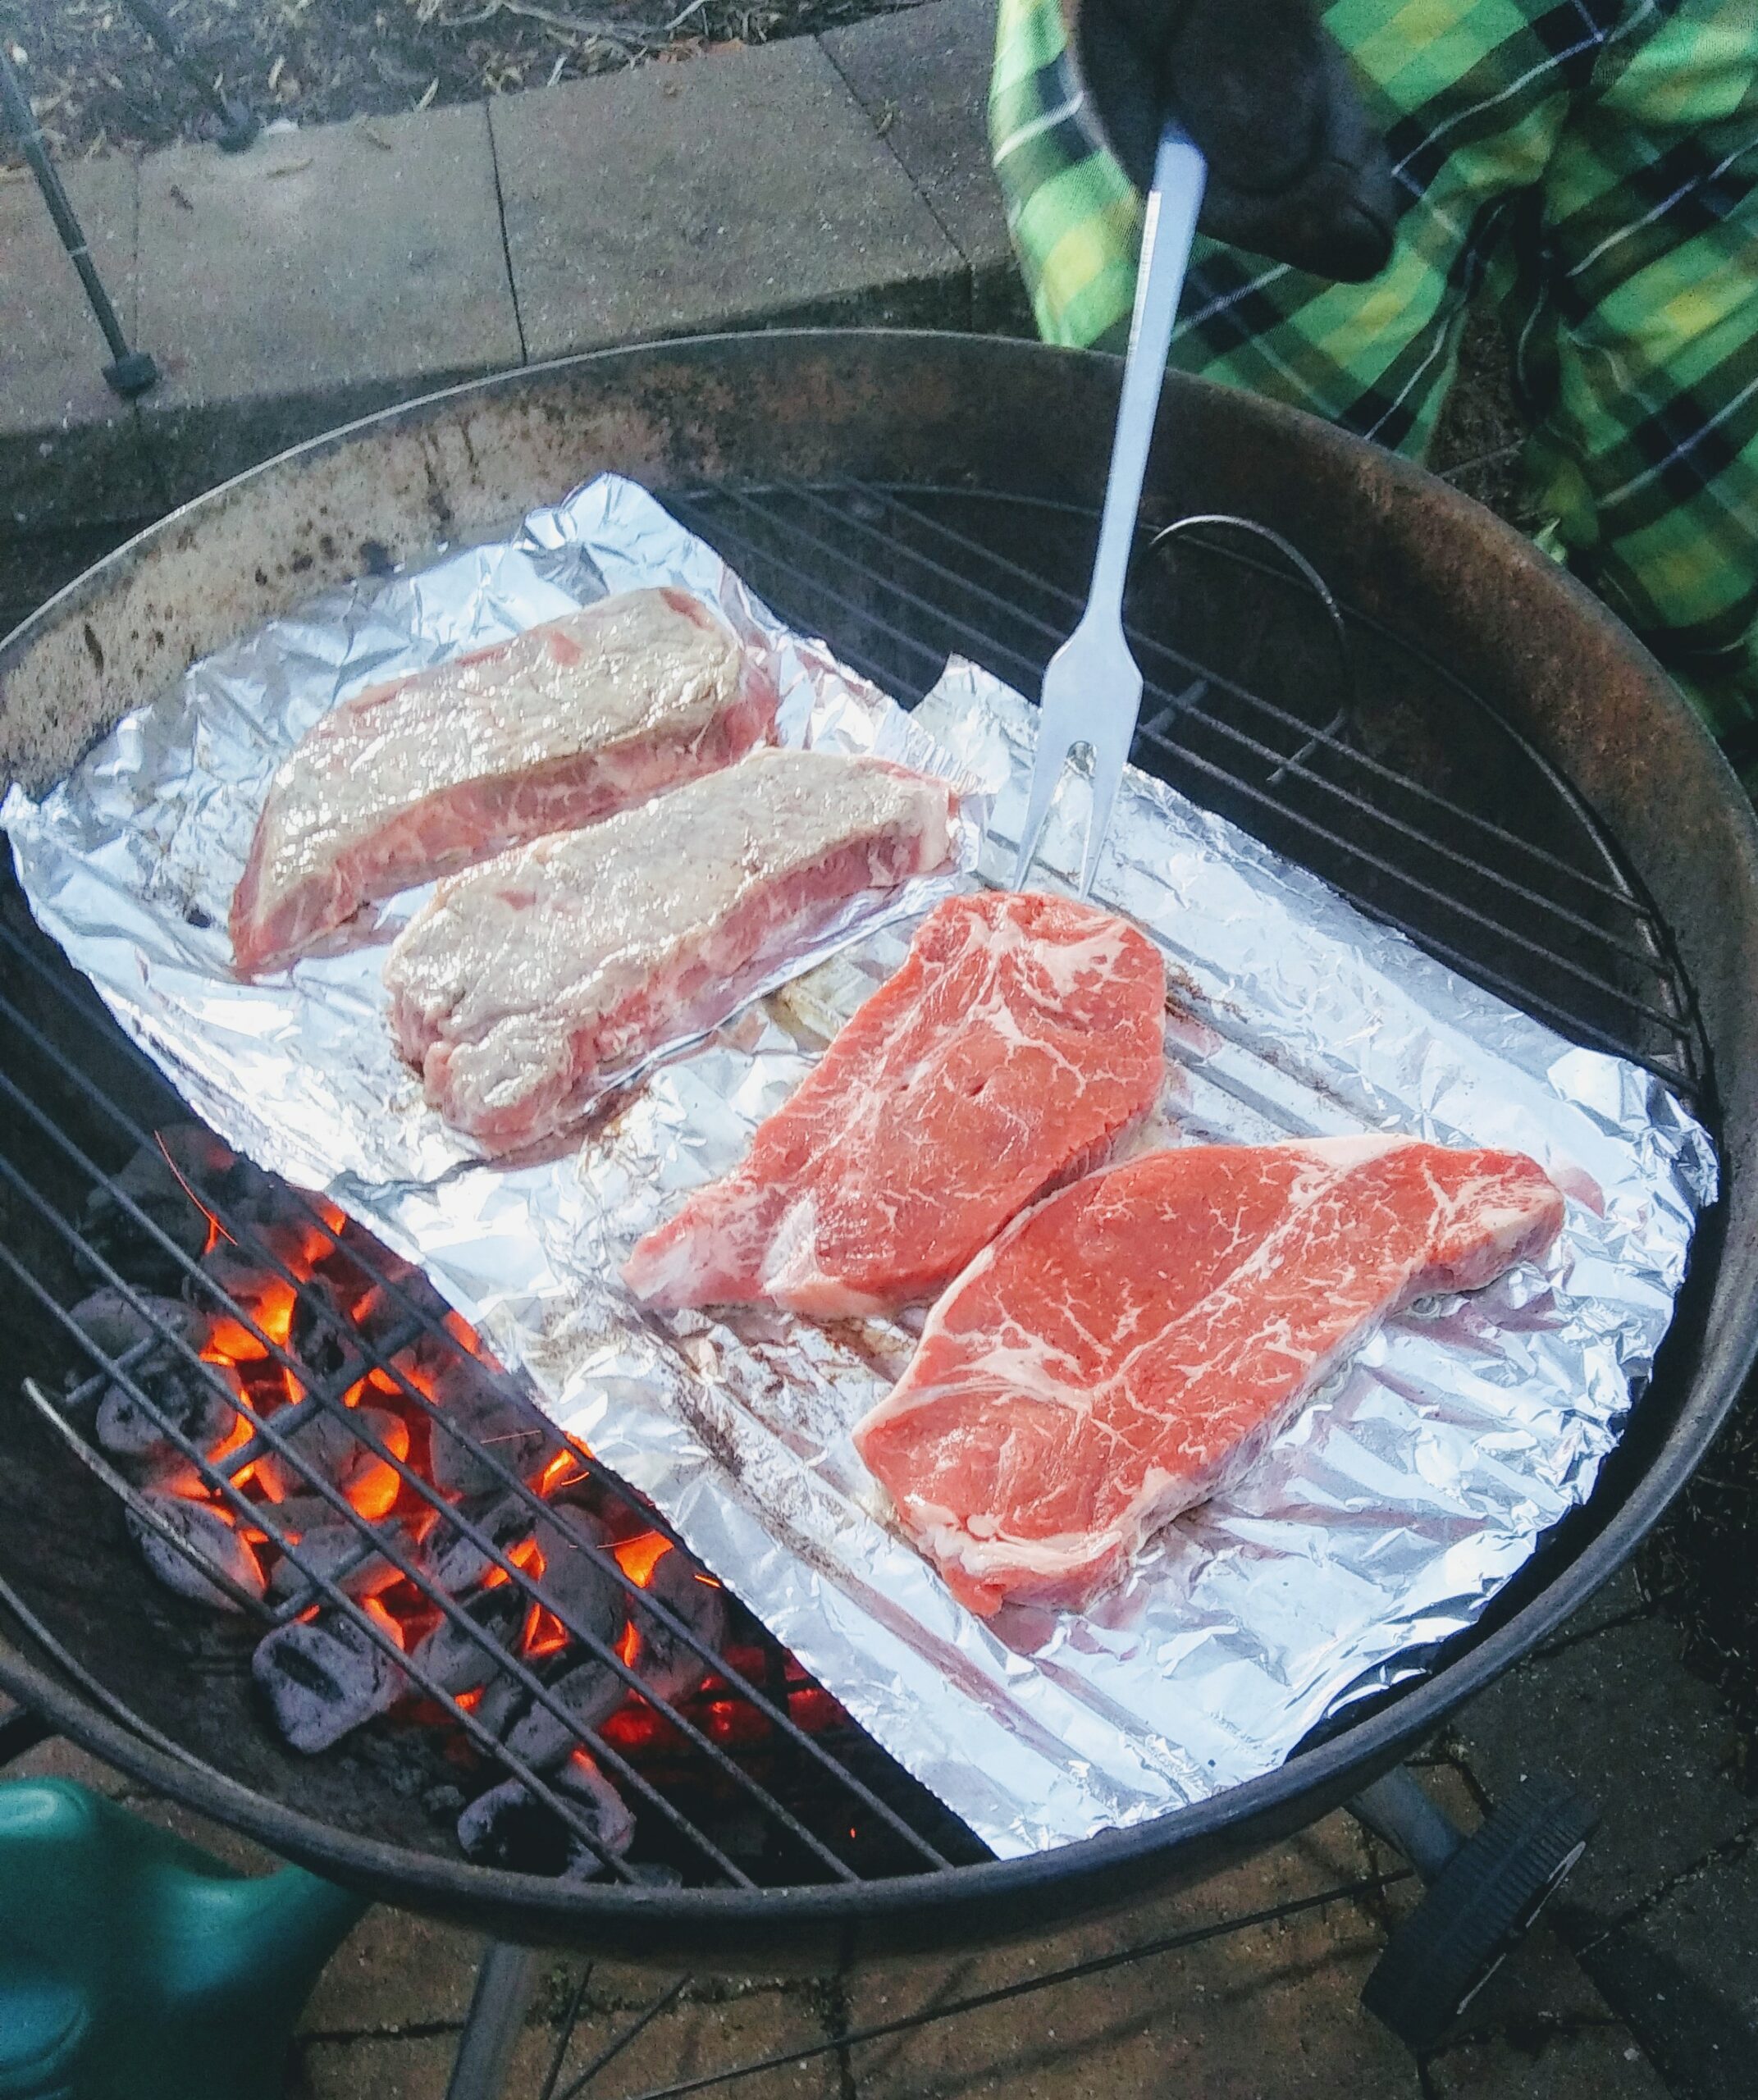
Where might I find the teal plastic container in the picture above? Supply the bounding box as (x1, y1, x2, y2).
(0, 1779, 367, 2098)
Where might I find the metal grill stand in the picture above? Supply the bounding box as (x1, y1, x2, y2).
(0, 0, 255, 397)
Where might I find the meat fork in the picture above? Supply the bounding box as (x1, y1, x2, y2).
(1011, 124, 1208, 897)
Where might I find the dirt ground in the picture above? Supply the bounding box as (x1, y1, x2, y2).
(1, 0, 925, 164)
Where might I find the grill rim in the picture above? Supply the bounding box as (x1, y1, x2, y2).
(2, 328, 1756, 1965)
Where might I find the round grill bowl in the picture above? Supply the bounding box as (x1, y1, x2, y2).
(2, 330, 1756, 1969)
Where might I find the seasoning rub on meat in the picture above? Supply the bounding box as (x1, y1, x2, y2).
(231, 587, 776, 974)
(385, 747, 957, 1154)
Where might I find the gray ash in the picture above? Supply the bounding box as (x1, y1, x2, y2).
(253, 1609, 408, 1753)
(456, 1756, 634, 1879)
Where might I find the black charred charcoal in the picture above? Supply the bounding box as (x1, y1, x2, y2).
(96, 1354, 242, 1472)
(127, 1493, 265, 1611)
(80, 1143, 212, 1291)
(473, 1672, 525, 1740)
(454, 1778, 574, 1876)
(555, 1751, 636, 1853)
(65, 1288, 209, 1405)
(416, 1347, 554, 1500)
(456, 1760, 632, 1879)
(288, 1274, 359, 1389)
(156, 1123, 281, 1227)
(425, 1490, 541, 1595)
(629, 1545, 730, 1701)
(253, 1609, 408, 1753)
(409, 1586, 524, 1698)
(504, 1656, 626, 1770)
(267, 1513, 418, 1607)
(258, 1493, 336, 1539)
(528, 1508, 622, 1649)
(253, 1401, 404, 1503)
(197, 1229, 322, 1332)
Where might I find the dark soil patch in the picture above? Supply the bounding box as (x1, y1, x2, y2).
(1, 0, 925, 165)
(1641, 1378, 1758, 1786)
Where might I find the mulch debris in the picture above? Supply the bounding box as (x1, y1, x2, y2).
(0, 0, 925, 166)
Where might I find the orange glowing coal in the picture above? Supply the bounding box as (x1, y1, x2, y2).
(612, 1532, 673, 1587)
(142, 1138, 868, 1770)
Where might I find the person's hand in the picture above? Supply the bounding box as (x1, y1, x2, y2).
(1062, 0, 1399, 281)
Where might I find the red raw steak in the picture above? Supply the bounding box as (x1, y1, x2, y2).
(231, 587, 774, 975)
(623, 889, 1167, 1317)
(853, 1135, 1566, 1616)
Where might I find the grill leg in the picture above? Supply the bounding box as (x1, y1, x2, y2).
(116, 0, 258, 150)
(1348, 1766, 1465, 1883)
(447, 1941, 544, 2100)
(0, 48, 158, 396)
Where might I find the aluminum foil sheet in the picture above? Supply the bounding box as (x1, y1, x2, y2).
(3, 477, 1716, 1860)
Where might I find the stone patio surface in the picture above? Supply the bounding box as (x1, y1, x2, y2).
(2, 0, 1021, 530)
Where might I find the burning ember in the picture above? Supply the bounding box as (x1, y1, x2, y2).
(64, 1124, 853, 1882)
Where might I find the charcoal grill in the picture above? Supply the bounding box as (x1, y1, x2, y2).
(2, 331, 1756, 2089)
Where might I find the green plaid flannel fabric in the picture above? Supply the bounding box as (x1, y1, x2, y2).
(989, 0, 1758, 780)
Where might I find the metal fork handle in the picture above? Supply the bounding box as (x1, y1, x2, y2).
(1084, 125, 1208, 626)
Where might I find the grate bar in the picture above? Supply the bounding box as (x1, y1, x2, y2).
(0, 1086, 865, 1887)
(677, 495, 1687, 1031)
(0, 1192, 755, 1885)
(0, 947, 952, 1876)
(1127, 723, 1693, 1039)
(829, 480, 1657, 916)
(0, 1239, 653, 1883)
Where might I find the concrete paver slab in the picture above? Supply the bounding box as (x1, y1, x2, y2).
(847, 1814, 1417, 2099)
(1427, 2019, 1669, 2098)
(1573, 1846, 1758, 2099)
(300, 1907, 484, 2034)
(0, 156, 161, 526)
(1455, 1613, 1754, 1928)
(1417, 1909, 1668, 2098)
(135, 108, 521, 504)
(491, 40, 968, 363)
(559, 1984, 835, 2100)
(820, 0, 1033, 333)
(299, 2025, 553, 2100)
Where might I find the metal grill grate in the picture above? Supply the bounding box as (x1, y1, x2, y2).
(0, 478, 1707, 1906)
(671, 482, 1702, 1097)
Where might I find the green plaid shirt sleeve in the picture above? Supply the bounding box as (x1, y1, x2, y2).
(989, 0, 1758, 779)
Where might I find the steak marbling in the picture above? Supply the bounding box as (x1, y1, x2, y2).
(623, 889, 1167, 1317)
(853, 1135, 1567, 1616)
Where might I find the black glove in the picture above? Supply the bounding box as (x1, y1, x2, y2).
(1063, 0, 1400, 281)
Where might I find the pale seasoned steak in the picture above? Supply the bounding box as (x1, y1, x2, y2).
(623, 889, 1167, 1317)
(230, 587, 775, 974)
(385, 748, 957, 1153)
(853, 1136, 1566, 1617)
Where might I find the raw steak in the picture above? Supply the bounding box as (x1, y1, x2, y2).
(623, 889, 1167, 1317)
(230, 587, 775, 974)
(385, 748, 957, 1153)
(853, 1135, 1566, 1617)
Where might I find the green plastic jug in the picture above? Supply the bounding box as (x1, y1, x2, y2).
(0, 1778, 368, 2098)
